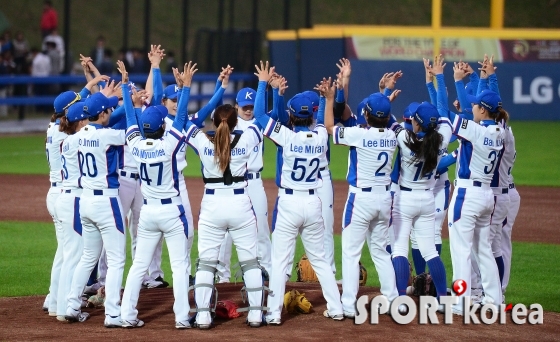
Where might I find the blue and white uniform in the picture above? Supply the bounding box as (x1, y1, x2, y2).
(333, 93, 398, 316)
(446, 89, 505, 311)
(66, 93, 126, 326)
(120, 83, 192, 328)
(257, 89, 342, 323)
(184, 99, 265, 328)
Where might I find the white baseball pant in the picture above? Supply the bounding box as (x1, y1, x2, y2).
(46, 187, 63, 314)
(121, 199, 191, 324)
(501, 185, 520, 294)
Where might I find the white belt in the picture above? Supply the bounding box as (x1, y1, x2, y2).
(454, 179, 490, 189)
(279, 188, 316, 196)
(349, 185, 389, 194)
(82, 188, 120, 196)
(143, 196, 182, 205)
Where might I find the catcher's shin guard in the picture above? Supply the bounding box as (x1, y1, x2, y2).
(189, 259, 223, 327)
(234, 258, 272, 327)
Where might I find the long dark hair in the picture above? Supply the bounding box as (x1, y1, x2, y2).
(366, 113, 389, 128)
(289, 115, 313, 128)
(59, 116, 80, 135)
(490, 107, 509, 124)
(207, 104, 238, 172)
(404, 129, 443, 175)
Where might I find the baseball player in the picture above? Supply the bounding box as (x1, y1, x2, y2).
(120, 61, 194, 328)
(217, 87, 272, 282)
(327, 91, 399, 318)
(250, 65, 343, 325)
(53, 101, 89, 320)
(183, 69, 267, 330)
(65, 91, 126, 327)
(435, 58, 507, 313)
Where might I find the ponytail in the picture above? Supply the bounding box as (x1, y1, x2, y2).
(208, 104, 238, 172)
(404, 129, 443, 175)
(59, 115, 80, 135)
(494, 107, 509, 124)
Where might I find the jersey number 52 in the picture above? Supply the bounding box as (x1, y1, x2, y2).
(291, 158, 320, 182)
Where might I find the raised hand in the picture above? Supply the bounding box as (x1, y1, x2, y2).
(180, 61, 198, 87)
(269, 73, 282, 89)
(218, 64, 233, 82)
(131, 88, 149, 108)
(323, 77, 335, 100)
(116, 60, 129, 83)
(431, 54, 446, 75)
(335, 72, 344, 90)
(100, 79, 115, 98)
(389, 89, 401, 102)
(221, 65, 233, 89)
(149, 44, 165, 67)
(91, 74, 110, 85)
(453, 61, 468, 81)
(379, 72, 393, 92)
(385, 70, 403, 90)
(479, 54, 496, 77)
(172, 67, 183, 88)
(336, 58, 351, 78)
(254, 61, 274, 83)
(423, 58, 433, 82)
(278, 77, 288, 96)
(462, 62, 474, 76)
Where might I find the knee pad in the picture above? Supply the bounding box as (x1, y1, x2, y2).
(233, 258, 272, 314)
(188, 259, 224, 316)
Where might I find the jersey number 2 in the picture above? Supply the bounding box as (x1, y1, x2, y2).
(291, 158, 320, 182)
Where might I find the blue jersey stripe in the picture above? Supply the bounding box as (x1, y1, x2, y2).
(271, 196, 280, 232)
(248, 126, 262, 143)
(171, 138, 184, 196)
(490, 148, 505, 187)
(105, 146, 120, 188)
(347, 147, 358, 187)
(109, 197, 125, 234)
(178, 204, 189, 236)
(275, 145, 284, 187)
(73, 197, 82, 235)
(390, 149, 402, 184)
(457, 141, 473, 179)
(453, 187, 466, 222)
(343, 192, 356, 229)
(444, 180, 450, 210)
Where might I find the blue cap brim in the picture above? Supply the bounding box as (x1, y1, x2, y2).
(164, 93, 178, 100)
(466, 94, 478, 105)
(237, 100, 255, 107)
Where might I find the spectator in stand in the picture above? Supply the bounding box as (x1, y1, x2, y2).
(90, 36, 106, 66)
(0, 53, 8, 116)
(45, 41, 61, 75)
(117, 48, 131, 72)
(43, 29, 65, 72)
(40, 1, 58, 38)
(1, 31, 13, 54)
(130, 47, 147, 73)
(31, 47, 51, 112)
(13, 31, 29, 68)
(165, 50, 177, 74)
(98, 48, 114, 75)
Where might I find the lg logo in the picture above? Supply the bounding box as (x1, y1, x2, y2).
(513, 76, 559, 104)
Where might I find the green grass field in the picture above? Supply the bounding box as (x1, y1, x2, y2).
(2, 221, 559, 312)
(1, 121, 559, 186)
(0, 121, 558, 313)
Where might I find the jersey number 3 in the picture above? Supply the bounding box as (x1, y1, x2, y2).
(291, 158, 320, 182)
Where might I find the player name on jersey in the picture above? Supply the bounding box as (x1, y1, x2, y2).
(288, 144, 324, 154)
(203, 147, 248, 156)
(131, 147, 166, 159)
(361, 138, 397, 148)
(484, 137, 504, 147)
(79, 138, 100, 147)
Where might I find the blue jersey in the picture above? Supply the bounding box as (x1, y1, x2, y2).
(75, 124, 125, 189)
(452, 116, 505, 184)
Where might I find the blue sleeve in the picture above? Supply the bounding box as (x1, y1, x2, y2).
(253, 80, 271, 130)
(488, 74, 500, 97)
(214, 79, 224, 107)
(455, 80, 470, 114)
(110, 116, 127, 130)
(336, 88, 345, 103)
(339, 115, 357, 127)
(469, 72, 479, 92)
(174, 86, 190, 131)
(152, 68, 163, 105)
(268, 88, 279, 120)
(270, 88, 288, 125)
(122, 84, 137, 129)
(390, 150, 401, 184)
(78, 87, 90, 99)
(387, 114, 397, 128)
(437, 153, 457, 175)
(316, 96, 325, 125)
(383, 88, 393, 97)
(435, 74, 456, 122)
(108, 105, 126, 127)
(426, 82, 437, 105)
(477, 77, 489, 95)
(191, 87, 225, 126)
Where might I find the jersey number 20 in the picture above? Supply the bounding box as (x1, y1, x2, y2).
(78, 152, 98, 177)
(291, 158, 320, 182)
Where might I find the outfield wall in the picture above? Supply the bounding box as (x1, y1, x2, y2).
(268, 28, 560, 120)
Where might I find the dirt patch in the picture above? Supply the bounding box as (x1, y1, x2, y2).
(1, 175, 559, 244)
(0, 283, 558, 341)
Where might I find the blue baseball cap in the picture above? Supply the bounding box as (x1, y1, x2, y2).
(66, 101, 88, 122)
(302, 91, 320, 113)
(140, 105, 167, 133)
(404, 102, 421, 121)
(163, 84, 180, 100)
(363, 93, 391, 118)
(54, 91, 81, 114)
(356, 98, 367, 125)
(412, 102, 440, 131)
(467, 89, 503, 113)
(288, 93, 313, 118)
(236, 88, 256, 107)
(83, 93, 119, 117)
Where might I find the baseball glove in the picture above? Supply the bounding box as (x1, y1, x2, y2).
(215, 300, 241, 319)
(359, 262, 367, 286)
(296, 254, 318, 283)
(283, 290, 312, 314)
(87, 286, 105, 308)
(412, 273, 437, 297)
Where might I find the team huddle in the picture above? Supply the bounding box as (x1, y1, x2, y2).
(42, 44, 520, 329)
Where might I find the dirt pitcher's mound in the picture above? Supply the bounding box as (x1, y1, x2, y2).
(2, 175, 559, 244)
(0, 283, 558, 341)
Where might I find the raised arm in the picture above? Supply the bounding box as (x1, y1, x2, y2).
(117, 60, 138, 130)
(320, 78, 335, 135)
(175, 62, 197, 131)
(253, 61, 275, 130)
(146, 45, 165, 105)
(269, 75, 288, 124)
(423, 58, 437, 105)
(453, 61, 471, 115)
(432, 55, 456, 122)
(336, 58, 351, 103)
